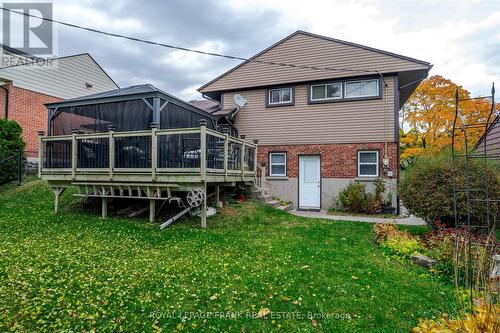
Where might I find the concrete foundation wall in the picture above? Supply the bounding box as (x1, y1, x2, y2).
(267, 177, 397, 210)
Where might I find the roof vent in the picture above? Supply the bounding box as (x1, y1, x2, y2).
(85, 82, 93, 88)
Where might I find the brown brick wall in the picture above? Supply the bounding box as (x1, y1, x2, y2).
(0, 85, 62, 157)
(257, 142, 398, 179)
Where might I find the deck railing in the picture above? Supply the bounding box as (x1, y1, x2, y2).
(38, 125, 258, 182)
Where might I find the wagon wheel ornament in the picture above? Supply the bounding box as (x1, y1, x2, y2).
(186, 190, 205, 207)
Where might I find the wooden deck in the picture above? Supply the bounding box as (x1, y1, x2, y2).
(38, 124, 260, 227)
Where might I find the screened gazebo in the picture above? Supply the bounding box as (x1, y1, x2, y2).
(39, 85, 260, 228)
(48, 84, 218, 135)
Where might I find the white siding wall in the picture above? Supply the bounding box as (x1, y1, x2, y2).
(0, 54, 118, 98)
(223, 76, 396, 145)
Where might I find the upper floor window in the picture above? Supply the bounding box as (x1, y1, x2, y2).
(358, 151, 379, 177)
(310, 82, 342, 101)
(268, 87, 293, 105)
(345, 79, 379, 99)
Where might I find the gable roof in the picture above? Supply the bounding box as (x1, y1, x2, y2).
(199, 30, 431, 94)
(0, 43, 41, 62)
(0, 53, 118, 99)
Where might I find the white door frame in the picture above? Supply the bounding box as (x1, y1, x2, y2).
(298, 155, 321, 210)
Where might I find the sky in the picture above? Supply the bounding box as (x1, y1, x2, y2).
(6, 0, 500, 100)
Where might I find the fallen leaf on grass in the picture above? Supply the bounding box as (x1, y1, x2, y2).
(257, 308, 270, 318)
(311, 319, 318, 327)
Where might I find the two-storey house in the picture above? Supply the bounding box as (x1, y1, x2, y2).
(198, 31, 431, 211)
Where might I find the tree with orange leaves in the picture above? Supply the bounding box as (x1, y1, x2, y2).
(400, 75, 496, 163)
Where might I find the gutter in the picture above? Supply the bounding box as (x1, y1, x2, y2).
(0, 79, 12, 119)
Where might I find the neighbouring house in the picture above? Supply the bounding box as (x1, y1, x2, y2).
(474, 114, 499, 157)
(0, 48, 118, 160)
(198, 30, 432, 211)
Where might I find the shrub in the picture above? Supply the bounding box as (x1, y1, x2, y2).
(373, 222, 399, 243)
(412, 302, 500, 333)
(337, 182, 372, 213)
(399, 153, 499, 229)
(0, 118, 25, 184)
(374, 222, 424, 258)
(381, 233, 423, 258)
(370, 177, 386, 213)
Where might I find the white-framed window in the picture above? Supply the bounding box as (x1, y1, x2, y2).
(310, 82, 342, 101)
(345, 79, 379, 98)
(268, 87, 292, 105)
(358, 151, 379, 177)
(269, 152, 287, 176)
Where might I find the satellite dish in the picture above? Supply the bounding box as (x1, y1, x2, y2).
(234, 94, 247, 108)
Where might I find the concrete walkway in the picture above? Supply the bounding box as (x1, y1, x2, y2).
(290, 209, 426, 226)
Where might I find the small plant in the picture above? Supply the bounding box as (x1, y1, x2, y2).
(381, 233, 423, 258)
(337, 182, 372, 213)
(367, 177, 386, 213)
(412, 302, 500, 333)
(373, 222, 399, 243)
(373, 222, 424, 259)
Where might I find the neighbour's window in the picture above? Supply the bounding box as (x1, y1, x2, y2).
(345, 79, 379, 98)
(358, 151, 379, 177)
(310, 82, 342, 101)
(268, 88, 292, 105)
(269, 153, 287, 176)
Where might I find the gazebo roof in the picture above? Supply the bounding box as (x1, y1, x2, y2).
(45, 84, 216, 120)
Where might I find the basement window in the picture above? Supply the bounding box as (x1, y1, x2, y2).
(358, 151, 379, 177)
(269, 153, 287, 176)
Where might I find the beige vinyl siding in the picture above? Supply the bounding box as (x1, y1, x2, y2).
(476, 120, 499, 155)
(224, 77, 396, 145)
(0, 54, 118, 99)
(201, 33, 428, 93)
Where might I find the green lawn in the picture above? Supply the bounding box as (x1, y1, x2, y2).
(0, 181, 457, 332)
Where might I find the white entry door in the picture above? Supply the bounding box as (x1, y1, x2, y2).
(299, 156, 321, 209)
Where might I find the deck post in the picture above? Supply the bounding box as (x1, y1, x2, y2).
(101, 197, 108, 219)
(53, 188, 65, 213)
(37, 131, 45, 178)
(253, 139, 258, 178)
(223, 133, 229, 181)
(149, 199, 155, 223)
(150, 122, 158, 181)
(199, 120, 207, 181)
(261, 161, 266, 194)
(71, 128, 78, 180)
(240, 135, 246, 181)
(201, 183, 207, 228)
(108, 125, 115, 180)
(215, 184, 222, 208)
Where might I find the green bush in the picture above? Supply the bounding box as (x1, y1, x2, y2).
(399, 153, 499, 229)
(337, 182, 372, 213)
(0, 118, 25, 184)
(380, 234, 423, 258)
